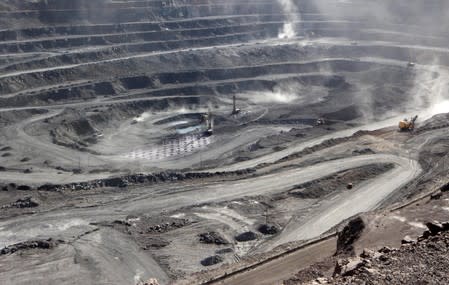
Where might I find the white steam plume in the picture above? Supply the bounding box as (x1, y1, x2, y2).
(277, 0, 300, 39)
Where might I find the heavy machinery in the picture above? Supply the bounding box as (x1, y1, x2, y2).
(202, 110, 214, 135)
(231, 95, 241, 115)
(399, 115, 418, 131)
(316, 118, 325, 126)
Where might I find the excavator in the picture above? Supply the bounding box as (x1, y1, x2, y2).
(399, 115, 418, 131)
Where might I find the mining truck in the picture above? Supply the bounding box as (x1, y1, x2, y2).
(399, 115, 418, 131)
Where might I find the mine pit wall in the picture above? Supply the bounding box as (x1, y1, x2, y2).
(0, 74, 343, 108)
(0, 23, 281, 53)
(0, 52, 411, 94)
(1, 42, 447, 96)
(1, 1, 449, 284)
(2, 0, 449, 34)
(0, 1, 285, 28)
(0, 15, 289, 42)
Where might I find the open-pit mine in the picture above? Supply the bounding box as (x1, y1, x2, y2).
(1, 1, 449, 284)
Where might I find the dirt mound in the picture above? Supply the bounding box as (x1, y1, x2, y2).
(216, 248, 233, 254)
(1, 238, 57, 255)
(10, 197, 39, 208)
(125, 216, 190, 234)
(201, 255, 224, 266)
(37, 169, 257, 192)
(107, 215, 191, 250)
(0, 146, 12, 152)
(335, 216, 366, 256)
(199, 232, 229, 245)
(16, 185, 32, 191)
(258, 224, 280, 235)
(141, 237, 170, 250)
(235, 231, 258, 242)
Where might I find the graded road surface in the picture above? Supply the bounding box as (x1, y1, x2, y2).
(219, 237, 337, 285)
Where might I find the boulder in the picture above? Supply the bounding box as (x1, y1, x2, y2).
(1, 238, 56, 255)
(334, 258, 364, 276)
(360, 248, 375, 258)
(426, 221, 444, 235)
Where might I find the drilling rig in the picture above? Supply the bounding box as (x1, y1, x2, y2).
(203, 110, 214, 135)
(232, 95, 241, 115)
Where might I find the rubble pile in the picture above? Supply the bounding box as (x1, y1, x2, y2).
(35, 168, 256, 192)
(10, 197, 39, 208)
(306, 221, 449, 284)
(0, 238, 58, 255)
(199, 231, 229, 245)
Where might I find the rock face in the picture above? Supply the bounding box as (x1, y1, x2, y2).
(425, 221, 444, 235)
(335, 216, 365, 256)
(199, 231, 229, 245)
(321, 221, 449, 285)
(235, 231, 258, 242)
(201, 255, 224, 266)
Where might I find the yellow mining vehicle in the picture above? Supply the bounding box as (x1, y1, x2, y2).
(399, 115, 418, 131)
